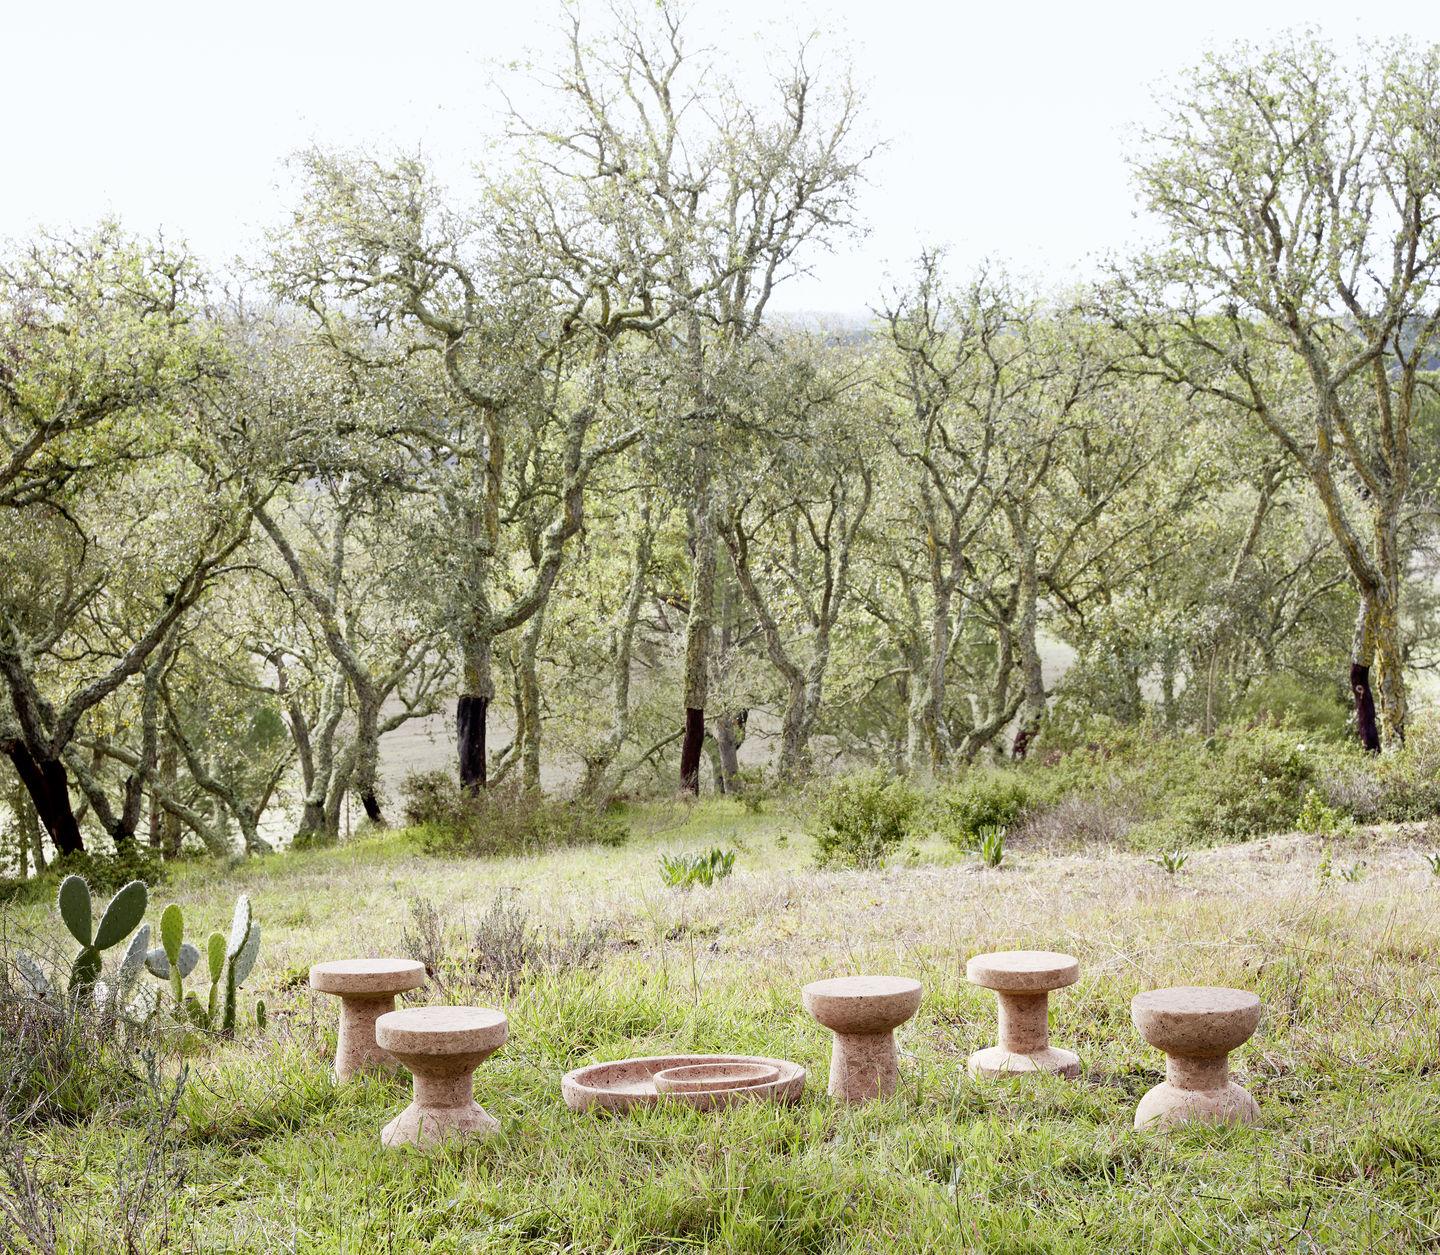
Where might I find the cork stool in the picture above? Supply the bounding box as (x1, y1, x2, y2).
(309, 958, 426, 1081)
(1131, 986, 1261, 1130)
(966, 950, 1081, 1079)
(376, 1006, 508, 1148)
(802, 975, 922, 1103)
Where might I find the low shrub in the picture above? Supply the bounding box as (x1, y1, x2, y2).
(934, 770, 1041, 848)
(1011, 791, 1136, 848)
(0, 843, 167, 907)
(400, 772, 627, 858)
(400, 894, 612, 999)
(0, 936, 161, 1126)
(809, 768, 918, 868)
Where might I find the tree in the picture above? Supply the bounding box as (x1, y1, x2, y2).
(525, 2, 869, 792)
(0, 229, 257, 853)
(716, 338, 872, 781)
(1099, 35, 1440, 750)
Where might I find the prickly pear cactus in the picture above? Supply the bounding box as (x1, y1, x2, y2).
(145, 902, 200, 1010)
(220, 895, 254, 1035)
(59, 876, 148, 993)
(15, 952, 52, 1002)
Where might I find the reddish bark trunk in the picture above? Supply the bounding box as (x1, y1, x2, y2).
(1011, 726, 1034, 761)
(678, 707, 705, 795)
(458, 695, 488, 791)
(7, 745, 85, 854)
(1350, 662, 1381, 754)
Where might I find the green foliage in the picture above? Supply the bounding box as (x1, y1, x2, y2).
(401, 771, 627, 858)
(977, 825, 1006, 868)
(48, 845, 168, 895)
(1423, 851, 1440, 876)
(809, 768, 918, 868)
(1298, 787, 1351, 836)
(1234, 675, 1352, 738)
(658, 847, 737, 889)
(935, 771, 1040, 848)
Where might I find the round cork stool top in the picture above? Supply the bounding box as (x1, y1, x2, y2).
(309, 958, 426, 1082)
(966, 950, 1081, 1079)
(802, 975, 922, 1103)
(966, 951, 1079, 994)
(1131, 986, 1261, 1131)
(375, 1006, 508, 1148)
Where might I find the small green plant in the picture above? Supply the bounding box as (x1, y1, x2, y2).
(659, 847, 737, 889)
(1316, 849, 1333, 883)
(977, 825, 1006, 868)
(1151, 850, 1189, 876)
(144, 896, 261, 1035)
(1424, 851, 1440, 876)
(1297, 787, 1351, 836)
(810, 768, 918, 868)
(1339, 861, 1366, 883)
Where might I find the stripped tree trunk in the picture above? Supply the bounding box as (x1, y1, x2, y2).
(679, 483, 717, 794)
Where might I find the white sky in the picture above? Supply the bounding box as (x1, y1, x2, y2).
(1, 0, 1427, 314)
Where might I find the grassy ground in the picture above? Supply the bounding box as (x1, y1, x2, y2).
(8, 799, 1440, 1252)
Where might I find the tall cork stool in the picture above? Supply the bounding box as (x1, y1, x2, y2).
(376, 1006, 508, 1148)
(966, 950, 1081, 1079)
(309, 958, 426, 1081)
(802, 975, 922, 1103)
(1131, 986, 1261, 1130)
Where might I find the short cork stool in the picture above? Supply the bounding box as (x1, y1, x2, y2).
(309, 958, 426, 1081)
(966, 950, 1081, 1079)
(1131, 986, 1261, 1130)
(802, 975, 922, 1103)
(376, 1006, 508, 1148)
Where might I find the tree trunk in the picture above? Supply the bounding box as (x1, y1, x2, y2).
(715, 709, 746, 791)
(1350, 598, 1383, 754)
(679, 492, 717, 795)
(578, 503, 653, 801)
(518, 606, 545, 794)
(1011, 529, 1045, 760)
(353, 697, 386, 825)
(458, 628, 493, 792)
(7, 745, 84, 855)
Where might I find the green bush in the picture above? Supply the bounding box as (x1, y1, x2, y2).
(809, 769, 918, 868)
(400, 771, 627, 857)
(1172, 730, 1315, 842)
(934, 771, 1039, 848)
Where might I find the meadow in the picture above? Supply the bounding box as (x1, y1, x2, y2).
(6, 797, 1440, 1253)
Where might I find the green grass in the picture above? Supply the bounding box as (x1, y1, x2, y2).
(9, 799, 1440, 1251)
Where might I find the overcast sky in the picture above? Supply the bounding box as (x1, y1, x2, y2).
(2, 1, 1428, 314)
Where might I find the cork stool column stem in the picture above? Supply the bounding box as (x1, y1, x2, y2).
(309, 958, 426, 1082)
(337, 996, 397, 1075)
(967, 951, 1080, 1079)
(996, 991, 1049, 1054)
(802, 976, 923, 1104)
(1131, 986, 1261, 1131)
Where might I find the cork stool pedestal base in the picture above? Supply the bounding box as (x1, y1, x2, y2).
(309, 958, 426, 1082)
(1131, 986, 1261, 1131)
(376, 1006, 508, 1148)
(802, 976, 922, 1103)
(966, 951, 1081, 1080)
